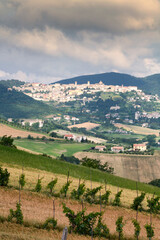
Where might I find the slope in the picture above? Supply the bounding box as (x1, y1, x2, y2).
(54, 72, 160, 96)
(0, 84, 53, 118)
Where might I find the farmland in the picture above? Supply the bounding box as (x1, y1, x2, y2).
(14, 139, 95, 157)
(114, 123, 160, 137)
(68, 122, 100, 130)
(0, 123, 47, 138)
(1, 145, 160, 239)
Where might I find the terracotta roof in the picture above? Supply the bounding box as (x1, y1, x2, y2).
(64, 134, 73, 137)
(133, 144, 146, 147)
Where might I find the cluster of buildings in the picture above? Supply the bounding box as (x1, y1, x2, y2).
(12, 81, 141, 103)
(95, 143, 147, 153)
(135, 111, 160, 120)
(64, 134, 87, 142)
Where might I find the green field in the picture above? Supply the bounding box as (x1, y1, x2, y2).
(0, 144, 160, 195)
(14, 139, 95, 157)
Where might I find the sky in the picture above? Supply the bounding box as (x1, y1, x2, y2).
(0, 0, 160, 83)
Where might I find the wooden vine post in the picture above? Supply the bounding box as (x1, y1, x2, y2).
(61, 227, 68, 240)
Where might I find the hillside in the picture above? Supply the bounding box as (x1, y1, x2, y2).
(0, 79, 25, 88)
(0, 84, 53, 118)
(1, 146, 160, 239)
(0, 144, 159, 195)
(74, 151, 160, 183)
(54, 72, 160, 96)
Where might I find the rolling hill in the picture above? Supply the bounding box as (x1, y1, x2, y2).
(0, 84, 53, 118)
(54, 72, 160, 96)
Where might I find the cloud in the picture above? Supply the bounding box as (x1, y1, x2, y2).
(0, 26, 131, 68)
(1, 0, 160, 33)
(0, 0, 160, 82)
(0, 69, 60, 83)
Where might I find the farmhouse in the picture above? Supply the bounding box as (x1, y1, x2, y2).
(133, 143, 147, 151)
(111, 146, 124, 153)
(95, 145, 106, 151)
(64, 134, 74, 140)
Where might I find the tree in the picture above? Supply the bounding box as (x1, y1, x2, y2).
(146, 135, 156, 147)
(0, 135, 16, 148)
(0, 167, 10, 186)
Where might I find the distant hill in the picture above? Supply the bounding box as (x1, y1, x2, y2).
(0, 84, 53, 118)
(0, 79, 25, 88)
(54, 72, 160, 96)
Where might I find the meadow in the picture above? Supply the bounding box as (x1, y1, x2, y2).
(14, 139, 95, 157)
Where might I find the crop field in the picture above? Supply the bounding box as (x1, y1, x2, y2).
(14, 139, 95, 157)
(115, 123, 160, 136)
(68, 122, 100, 130)
(0, 123, 47, 138)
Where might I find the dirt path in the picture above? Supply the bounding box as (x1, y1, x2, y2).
(0, 188, 160, 239)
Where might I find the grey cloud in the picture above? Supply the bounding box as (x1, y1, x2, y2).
(1, 0, 160, 33)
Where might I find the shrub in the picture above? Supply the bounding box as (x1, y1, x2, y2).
(19, 173, 26, 190)
(0, 167, 10, 186)
(132, 219, 141, 239)
(63, 203, 109, 237)
(131, 192, 145, 211)
(116, 216, 124, 239)
(112, 190, 123, 206)
(0, 135, 16, 148)
(145, 223, 154, 239)
(47, 178, 58, 194)
(94, 215, 110, 238)
(42, 218, 57, 230)
(84, 186, 102, 204)
(101, 190, 111, 205)
(149, 179, 160, 188)
(60, 180, 72, 197)
(71, 182, 85, 200)
(147, 196, 160, 214)
(81, 157, 114, 174)
(35, 178, 42, 192)
(8, 203, 23, 224)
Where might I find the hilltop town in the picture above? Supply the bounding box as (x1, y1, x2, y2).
(12, 81, 145, 102)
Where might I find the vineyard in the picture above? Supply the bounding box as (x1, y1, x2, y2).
(0, 165, 160, 240)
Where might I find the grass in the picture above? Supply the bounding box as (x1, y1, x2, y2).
(14, 139, 95, 157)
(0, 145, 160, 195)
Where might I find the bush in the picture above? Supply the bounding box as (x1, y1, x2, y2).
(147, 196, 160, 214)
(42, 218, 57, 230)
(60, 180, 72, 197)
(149, 179, 160, 188)
(84, 186, 102, 204)
(132, 219, 141, 239)
(19, 173, 26, 190)
(145, 223, 154, 239)
(101, 190, 111, 205)
(63, 203, 109, 238)
(0, 135, 16, 148)
(35, 178, 42, 192)
(0, 167, 10, 186)
(131, 192, 145, 211)
(81, 157, 114, 174)
(47, 178, 58, 194)
(116, 216, 124, 239)
(112, 190, 123, 206)
(71, 182, 86, 200)
(8, 203, 23, 224)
